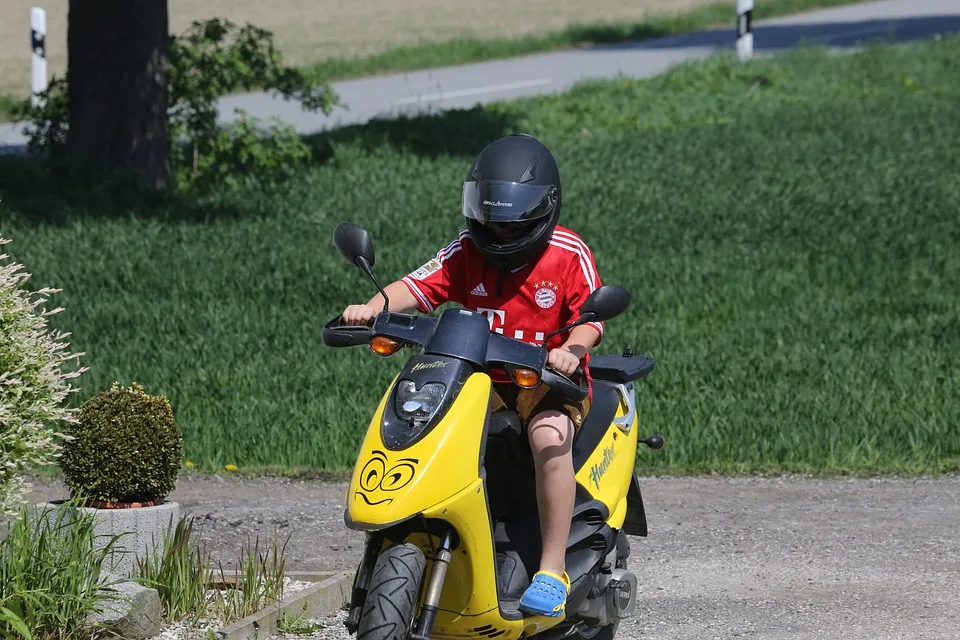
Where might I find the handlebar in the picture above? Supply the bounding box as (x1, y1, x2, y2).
(321, 315, 373, 348)
(321, 313, 589, 402)
(540, 366, 588, 402)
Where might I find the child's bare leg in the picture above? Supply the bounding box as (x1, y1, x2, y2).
(527, 409, 576, 575)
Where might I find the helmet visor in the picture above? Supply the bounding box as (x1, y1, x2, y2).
(462, 180, 558, 223)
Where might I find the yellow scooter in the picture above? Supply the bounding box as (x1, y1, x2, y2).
(322, 223, 664, 640)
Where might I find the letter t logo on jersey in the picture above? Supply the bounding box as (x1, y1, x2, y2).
(477, 307, 506, 333)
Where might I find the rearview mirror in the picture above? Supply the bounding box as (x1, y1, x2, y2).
(332, 222, 391, 311)
(579, 285, 631, 323)
(539, 284, 632, 349)
(333, 222, 376, 269)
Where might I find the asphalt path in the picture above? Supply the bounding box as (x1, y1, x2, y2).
(2, 0, 959, 151)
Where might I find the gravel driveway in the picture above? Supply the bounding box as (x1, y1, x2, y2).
(26, 473, 960, 640)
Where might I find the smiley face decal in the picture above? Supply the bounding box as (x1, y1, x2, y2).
(355, 450, 419, 506)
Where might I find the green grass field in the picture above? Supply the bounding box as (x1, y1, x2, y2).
(1, 38, 958, 476)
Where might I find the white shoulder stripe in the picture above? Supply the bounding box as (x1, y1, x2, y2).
(551, 230, 596, 262)
(554, 230, 605, 335)
(548, 238, 597, 289)
(401, 276, 434, 313)
(438, 240, 461, 260)
(552, 232, 598, 285)
(438, 243, 463, 261)
(552, 230, 595, 264)
(437, 230, 471, 260)
(548, 239, 598, 291)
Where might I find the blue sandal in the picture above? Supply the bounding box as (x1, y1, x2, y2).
(519, 570, 570, 617)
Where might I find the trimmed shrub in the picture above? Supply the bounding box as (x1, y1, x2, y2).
(0, 235, 86, 517)
(60, 382, 183, 505)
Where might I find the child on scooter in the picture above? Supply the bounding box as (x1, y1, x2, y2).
(340, 133, 603, 618)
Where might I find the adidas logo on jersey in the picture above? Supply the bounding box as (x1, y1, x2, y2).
(471, 283, 488, 297)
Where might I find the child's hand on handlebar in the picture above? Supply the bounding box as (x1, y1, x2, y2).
(342, 304, 378, 326)
(547, 347, 581, 376)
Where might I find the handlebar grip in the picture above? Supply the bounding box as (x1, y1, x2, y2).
(541, 366, 589, 403)
(321, 315, 374, 348)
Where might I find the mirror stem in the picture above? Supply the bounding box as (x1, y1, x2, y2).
(357, 256, 391, 312)
(539, 310, 599, 348)
(540, 319, 583, 348)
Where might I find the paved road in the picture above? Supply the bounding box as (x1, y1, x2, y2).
(25, 474, 960, 639)
(2, 0, 959, 152)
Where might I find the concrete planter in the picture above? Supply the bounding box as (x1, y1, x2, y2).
(36, 500, 181, 578)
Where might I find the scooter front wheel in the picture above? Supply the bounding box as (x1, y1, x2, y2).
(357, 542, 427, 640)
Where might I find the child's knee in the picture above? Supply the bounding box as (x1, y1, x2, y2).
(527, 410, 574, 453)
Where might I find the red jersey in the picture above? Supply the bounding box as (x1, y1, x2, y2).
(401, 225, 604, 384)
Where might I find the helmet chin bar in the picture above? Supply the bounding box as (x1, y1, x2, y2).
(482, 218, 540, 241)
(467, 207, 560, 271)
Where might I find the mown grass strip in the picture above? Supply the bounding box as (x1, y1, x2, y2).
(0, 0, 872, 123)
(300, 0, 874, 83)
(1, 37, 958, 476)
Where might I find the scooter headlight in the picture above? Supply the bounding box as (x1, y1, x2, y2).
(395, 380, 446, 428)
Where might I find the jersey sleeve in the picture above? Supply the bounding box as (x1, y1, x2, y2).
(401, 233, 468, 313)
(564, 240, 604, 342)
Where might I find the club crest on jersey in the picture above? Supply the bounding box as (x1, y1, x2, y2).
(533, 280, 559, 309)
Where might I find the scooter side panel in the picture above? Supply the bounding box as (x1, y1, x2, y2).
(346, 373, 492, 527)
(607, 414, 643, 530)
(573, 408, 639, 527)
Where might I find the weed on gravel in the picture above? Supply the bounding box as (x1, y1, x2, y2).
(134, 512, 295, 630)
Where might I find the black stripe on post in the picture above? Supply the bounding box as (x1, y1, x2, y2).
(32, 29, 45, 58)
(737, 9, 754, 39)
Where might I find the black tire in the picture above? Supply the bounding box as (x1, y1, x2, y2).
(575, 620, 618, 640)
(357, 542, 427, 640)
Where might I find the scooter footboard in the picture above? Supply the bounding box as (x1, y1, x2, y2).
(413, 479, 571, 640)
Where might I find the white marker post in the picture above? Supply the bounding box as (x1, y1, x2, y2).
(737, 0, 754, 61)
(31, 7, 47, 107)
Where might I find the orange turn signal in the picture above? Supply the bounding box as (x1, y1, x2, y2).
(370, 335, 401, 356)
(510, 367, 541, 389)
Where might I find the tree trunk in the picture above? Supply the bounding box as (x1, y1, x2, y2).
(65, 0, 171, 191)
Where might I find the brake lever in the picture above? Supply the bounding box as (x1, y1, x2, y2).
(542, 365, 586, 383)
(540, 365, 589, 402)
(322, 314, 375, 348)
(333, 315, 376, 329)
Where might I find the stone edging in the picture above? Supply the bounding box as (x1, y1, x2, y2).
(215, 570, 353, 640)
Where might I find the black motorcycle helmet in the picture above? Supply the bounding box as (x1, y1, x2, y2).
(462, 133, 561, 271)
